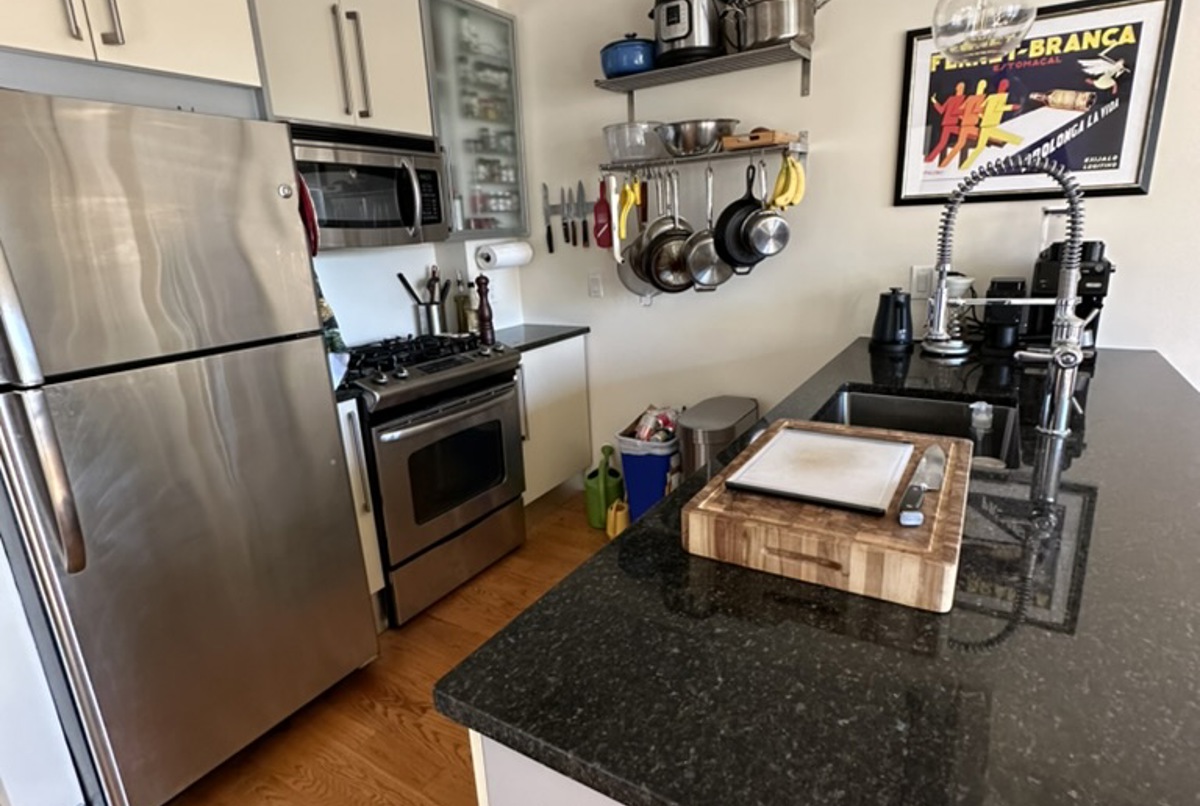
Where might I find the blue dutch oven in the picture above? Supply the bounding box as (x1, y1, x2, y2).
(601, 33, 656, 79)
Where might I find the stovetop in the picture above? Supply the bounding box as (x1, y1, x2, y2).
(342, 334, 520, 413)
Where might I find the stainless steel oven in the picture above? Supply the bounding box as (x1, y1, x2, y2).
(344, 334, 526, 625)
(292, 124, 450, 248)
(372, 381, 524, 562)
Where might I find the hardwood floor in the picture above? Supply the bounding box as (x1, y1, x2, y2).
(170, 488, 605, 806)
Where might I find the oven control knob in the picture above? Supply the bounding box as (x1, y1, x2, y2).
(393, 367, 410, 380)
(494, 344, 507, 353)
(479, 347, 492, 357)
(370, 372, 390, 386)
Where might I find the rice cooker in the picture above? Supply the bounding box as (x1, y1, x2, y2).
(650, 0, 724, 67)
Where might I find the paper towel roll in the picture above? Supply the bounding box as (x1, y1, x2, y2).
(476, 241, 533, 270)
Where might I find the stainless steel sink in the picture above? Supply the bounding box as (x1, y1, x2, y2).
(812, 388, 1021, 468)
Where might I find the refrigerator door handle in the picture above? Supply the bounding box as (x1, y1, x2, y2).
(21, 391, 87, 574)
(0, 240, 44, 387)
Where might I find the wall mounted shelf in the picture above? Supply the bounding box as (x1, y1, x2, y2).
(594, 40, 811, 97)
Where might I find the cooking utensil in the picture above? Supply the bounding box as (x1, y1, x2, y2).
(618, 179, 638, 241)
(578, 180, 590, 248)
(737, 0, 815, 51)
(567, 188, 578, 246)
(637, 171, 682, 283)
(714, 163, 765, 273)
(644, 170, 694, 293)
(606, 175, 622, 261)
(604, 122, 668, 163)
(655, 119, 740, 157)
(396, 272, 421, 305)
(743, 159, 790, 258)
(601, 33, 656, 78)
(441, 279, 452, 303)
(899, 445, 947, 528)
(595, 179, 613, 249)
(560, 187, 569, 243)
(542, 183, 554, 254)
(683, 167, 734, 292)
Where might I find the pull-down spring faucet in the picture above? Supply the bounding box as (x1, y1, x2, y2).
(923, 155, 1088, 438)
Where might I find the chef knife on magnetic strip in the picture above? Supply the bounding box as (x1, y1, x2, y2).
(899, 445, 947, 528)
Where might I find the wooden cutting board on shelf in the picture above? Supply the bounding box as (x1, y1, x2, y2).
(681, 420, 974, 613)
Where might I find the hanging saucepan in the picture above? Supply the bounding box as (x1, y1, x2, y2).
(683, 166, 734, 292)
(645, 170, 694, 293)
(714, 163, 765, 276)
(635, 171, 683, 284)
(742, 158, 790, 259)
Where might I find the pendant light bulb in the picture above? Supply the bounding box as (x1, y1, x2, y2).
(933, 0, 1037, 61)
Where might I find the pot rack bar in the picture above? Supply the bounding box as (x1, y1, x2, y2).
(598, 134, 808, 174)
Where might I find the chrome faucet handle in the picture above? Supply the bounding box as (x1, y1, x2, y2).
(1014, 349, 1053, 365)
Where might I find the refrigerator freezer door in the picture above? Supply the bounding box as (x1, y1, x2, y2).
(0, 88, 320, 384)
(0, 337, 377, 806)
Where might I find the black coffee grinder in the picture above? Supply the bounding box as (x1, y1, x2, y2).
(1024, 241, 1115, 349)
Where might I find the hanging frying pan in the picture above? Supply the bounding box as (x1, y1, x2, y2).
(714, 164, 765, 275)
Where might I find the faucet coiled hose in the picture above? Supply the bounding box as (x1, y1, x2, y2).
(936, 155, 1086, 281)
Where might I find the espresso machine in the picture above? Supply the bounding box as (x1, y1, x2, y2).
(1023, 240, 1115, 349)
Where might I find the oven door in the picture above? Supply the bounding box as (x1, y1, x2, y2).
(295, 144, 422, 249)
(372, 382, 525, 564)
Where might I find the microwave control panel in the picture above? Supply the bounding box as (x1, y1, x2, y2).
(417, 170, 444, 225)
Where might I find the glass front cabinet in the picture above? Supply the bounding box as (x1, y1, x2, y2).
(424, 0, 528, 239)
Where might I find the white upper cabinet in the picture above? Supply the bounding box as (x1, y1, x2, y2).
(342, 0, 433, 136)
(0, 0, 97, 61)
(253, 0, 434, 136)
(90, 0, 261, 86)
(0, 0, 259, 85)
(253, 0, 358, 126)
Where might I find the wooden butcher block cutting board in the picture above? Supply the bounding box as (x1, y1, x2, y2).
(682, 420, 974, 613)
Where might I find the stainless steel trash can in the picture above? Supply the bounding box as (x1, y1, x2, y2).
(678, 396, 759, 474)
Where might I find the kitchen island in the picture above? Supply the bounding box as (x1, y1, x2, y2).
(435, 339, 1200, 806)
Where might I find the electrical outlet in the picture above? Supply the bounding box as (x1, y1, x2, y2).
(588, 274, 604, 298)
(910, 265, 935, 299)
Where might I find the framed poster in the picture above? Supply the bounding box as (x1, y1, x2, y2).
(894, 0, 1182, 204)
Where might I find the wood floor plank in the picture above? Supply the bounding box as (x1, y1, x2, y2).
(169, 492, 599, 806)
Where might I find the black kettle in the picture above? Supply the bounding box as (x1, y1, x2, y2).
(870, 288, 914, 354)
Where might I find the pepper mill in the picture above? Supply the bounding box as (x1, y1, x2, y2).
(475, 275, 495, 346)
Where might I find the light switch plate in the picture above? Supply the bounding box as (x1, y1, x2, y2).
(910, 265, 935, 299)
(588, 274, 604, 298)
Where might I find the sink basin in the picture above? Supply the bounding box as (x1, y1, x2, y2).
(811, 388, 1021, 468)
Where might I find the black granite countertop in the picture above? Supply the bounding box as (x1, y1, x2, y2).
(435, 339, 1200, 806)
(494, 323, 589, 352)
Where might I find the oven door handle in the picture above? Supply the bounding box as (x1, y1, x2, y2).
(377, 384, 515, 444)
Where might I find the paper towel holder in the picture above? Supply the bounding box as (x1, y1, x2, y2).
(475, 240, 534, 270)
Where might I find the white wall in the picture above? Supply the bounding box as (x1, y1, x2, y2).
(314, 240, 525, 346)
(503, 0, 1199, 453)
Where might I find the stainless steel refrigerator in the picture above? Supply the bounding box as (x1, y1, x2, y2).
(0, 89, 378, 806)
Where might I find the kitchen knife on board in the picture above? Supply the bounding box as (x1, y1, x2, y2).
(899, 445, 947, 527)
(542, 183, 554, 254)
(567, 188, 578, 246)
(561, 187, 570, 243)
(578, 180, 589, 247)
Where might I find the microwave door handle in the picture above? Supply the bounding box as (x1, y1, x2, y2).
(406, 159, 423, 240)
(0, 392, 87, 574)
(330, 4, 354, 117)
(378, 385, 515, 444)
(345, 10, 373, 119)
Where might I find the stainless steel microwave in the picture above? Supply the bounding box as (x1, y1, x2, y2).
(292, 124, 451, 249)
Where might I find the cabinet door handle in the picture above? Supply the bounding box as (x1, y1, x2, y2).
(61, 0, 83, 40)
(345, 10, 373, 119)
(345, 411, 372, 515)
(516, 366, 529, 442)
(330, 4, 354, 116)
(99, 0, 126, 45)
